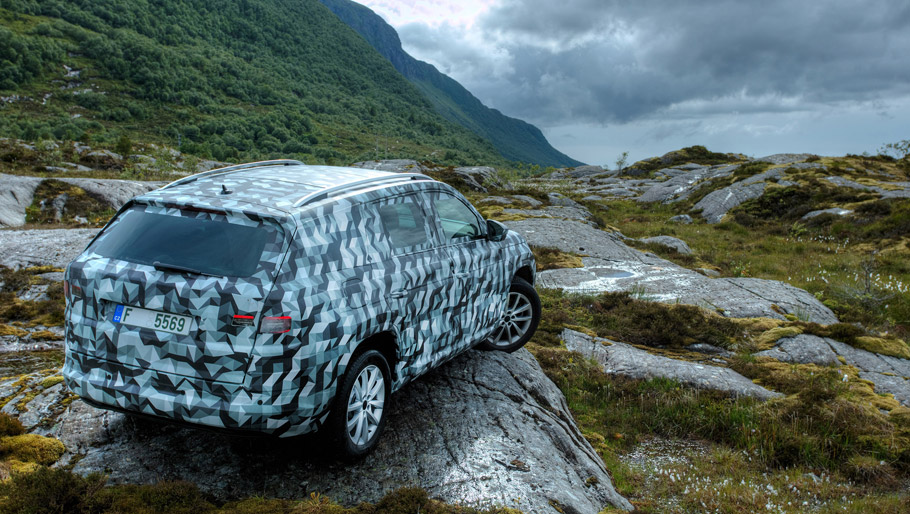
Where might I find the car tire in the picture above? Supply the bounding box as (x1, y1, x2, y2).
(327, 349, 391, 459)
(478, 277, 541, 353)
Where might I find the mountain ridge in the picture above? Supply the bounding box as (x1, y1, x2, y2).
(0, 0, 504, 165)
(318, 0, 584, 168)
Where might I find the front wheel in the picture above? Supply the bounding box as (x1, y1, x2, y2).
(478, 277, 541, 353)
(326, 350, 391, 459)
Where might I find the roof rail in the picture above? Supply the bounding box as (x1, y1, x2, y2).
(293, 173, 431, 207)
(162, 159, 305, 189)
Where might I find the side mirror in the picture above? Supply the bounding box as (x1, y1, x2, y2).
(486, 219, 508, 242)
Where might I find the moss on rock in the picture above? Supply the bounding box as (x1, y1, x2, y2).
(0, 434, 65, 466)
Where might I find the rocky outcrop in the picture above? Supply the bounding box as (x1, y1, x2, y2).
(563, 329, 781, 400)
(755, 334, 841, 366)
(5, 350, 632, 513)
(0, 174, 163, 227)
(823, 176, 910, 199)
(757, 334, 910, 406)
(0, 174, 41, 226)
(505, 218, 837, 324)
(57, 177, 165, 209)
(0, 228, 98, 269)
(637, 165, 738, 204)
(755, 153, 814, 165)
(693, 167, 786, 223)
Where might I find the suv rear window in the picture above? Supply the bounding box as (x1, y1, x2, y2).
(90, 206, 280, 278)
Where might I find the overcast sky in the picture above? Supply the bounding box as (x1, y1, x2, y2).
(355, 0, 910, 166)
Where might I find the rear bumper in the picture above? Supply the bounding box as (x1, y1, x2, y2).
(62, 349, 327, 437)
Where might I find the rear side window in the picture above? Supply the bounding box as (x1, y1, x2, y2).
(90, 206, 281, 278)
(378, 200, 429, 251)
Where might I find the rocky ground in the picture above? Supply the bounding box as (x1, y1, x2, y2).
(2, 144, 910, 512)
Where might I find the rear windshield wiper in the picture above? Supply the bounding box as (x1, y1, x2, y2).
(153, 261, 221, 278)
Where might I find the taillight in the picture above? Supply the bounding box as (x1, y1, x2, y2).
(63, 280, 82, 304)
(259, 316, 291, 334)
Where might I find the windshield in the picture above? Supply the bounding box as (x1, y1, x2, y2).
(90, 206, 281, 278)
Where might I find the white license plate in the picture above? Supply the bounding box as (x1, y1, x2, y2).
(113, 304, 192, 335)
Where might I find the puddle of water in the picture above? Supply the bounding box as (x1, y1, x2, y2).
(0, 350, 64, 378)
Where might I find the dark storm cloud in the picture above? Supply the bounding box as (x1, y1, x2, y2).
(460, 0, 910, 125)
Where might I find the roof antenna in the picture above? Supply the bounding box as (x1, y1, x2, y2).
(221, 184, 233, 195)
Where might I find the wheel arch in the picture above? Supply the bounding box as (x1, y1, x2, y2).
(514, 265, 534, 286)
(349, 330, 399, 382)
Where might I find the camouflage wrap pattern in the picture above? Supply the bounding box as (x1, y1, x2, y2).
(64, 165, 535, 436)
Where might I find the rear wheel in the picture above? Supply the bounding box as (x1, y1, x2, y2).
(479, 277, 541, 353)
(327, 350, 391, 459)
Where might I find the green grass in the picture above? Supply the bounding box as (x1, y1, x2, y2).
(576, 196, 910, 340)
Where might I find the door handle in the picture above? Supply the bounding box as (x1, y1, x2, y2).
(390, 290, 407, 299)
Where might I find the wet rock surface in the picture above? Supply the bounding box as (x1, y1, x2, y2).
(563, 330, 781, 400)
(504, 218, 837, 323)
(0, 228, 98, 269)
(10, 350, 631, 513)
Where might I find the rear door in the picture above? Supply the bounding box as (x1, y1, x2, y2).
(66, 203, 288, 384)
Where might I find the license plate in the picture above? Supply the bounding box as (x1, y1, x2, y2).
(113, 305, 192, 335)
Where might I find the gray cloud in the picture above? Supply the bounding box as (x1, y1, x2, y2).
(401, 0, 910, 126)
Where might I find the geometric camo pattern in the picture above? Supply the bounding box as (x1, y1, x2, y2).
(63, 164, 535, 436)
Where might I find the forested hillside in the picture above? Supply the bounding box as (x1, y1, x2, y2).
(0, 0, 504, 164)
(318, 0, 584, 168)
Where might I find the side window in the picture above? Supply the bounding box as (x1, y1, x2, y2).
(378, 199, 430, 251)
(433, 195, 484, 241)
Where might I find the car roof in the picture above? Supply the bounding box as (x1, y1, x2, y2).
(138, 160, 435, 214)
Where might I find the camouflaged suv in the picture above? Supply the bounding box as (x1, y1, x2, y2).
(62, 160, 540, 456)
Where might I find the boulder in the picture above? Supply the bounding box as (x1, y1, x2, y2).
(669, 214, 693, 224)
(16, 350, 632, 513)
(504, 218, 837, 324)
(639, 236, 692, 255)
(562, 330, 780, 400)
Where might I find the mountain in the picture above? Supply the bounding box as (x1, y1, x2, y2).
(318, 0, 584, 168)
(0, 0, 504, 165)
